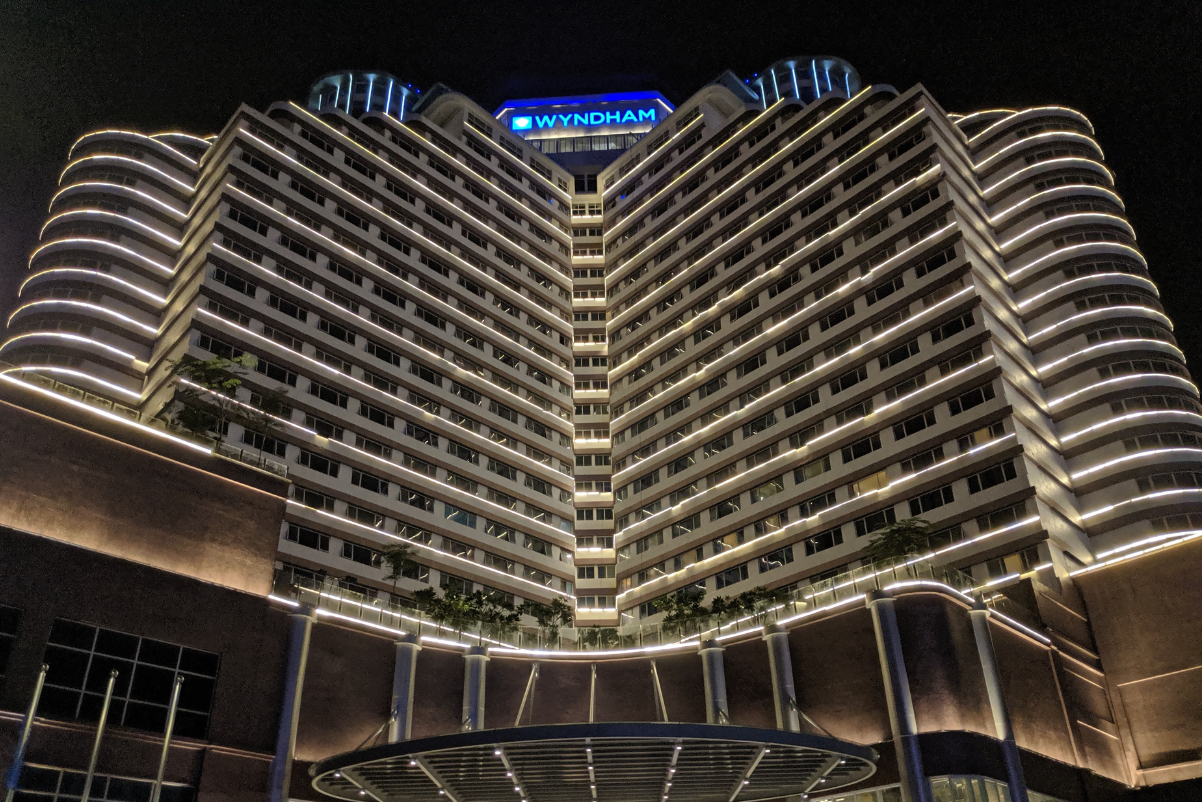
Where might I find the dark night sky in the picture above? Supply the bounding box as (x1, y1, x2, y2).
(2, 0, 1199, 363)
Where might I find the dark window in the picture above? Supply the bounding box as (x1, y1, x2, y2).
(40, 619, 219, 739)
(804, 527, 844, 556)
(967, 460, 1018, 494)
(0, 605, 19, 682)
(909, 484, 955, 516)
(893, 408, 936, 440)
(949, 383, 996, 415)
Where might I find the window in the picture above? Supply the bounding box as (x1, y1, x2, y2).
(399, 486, 435, 512)
(714, 563, 749, 589)
(342, 541, 383, 567)
(893, 408, 936, 440)
(794, 455, 832, 484)
(909, 484, 954, 516)
(930, 310, 974, 343)
(949, 383, 996, 415)
(967, 460, 1018, 494)
(830, 365, 868, 395)
(296, 449, 340, 477)
(804, 526, 843, 556)
(709, 494, 742, 521)
(308, 381, 348, 408)
(446, 439, 480, 465)
(751, 476, 785, 503)
(352, 468, 390, 495)
(854, 507, 897, 537)
(40, 618, 220, 738)
(799, 490, 837, 517)
(841, 432, 882, 463)
(359, 401, 395, 429)
(879, 339, 920, 370)
(758, 546, 794, 573)
(445, 504, 478, 528)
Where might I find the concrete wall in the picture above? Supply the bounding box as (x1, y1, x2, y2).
(0, 381, 286, 595)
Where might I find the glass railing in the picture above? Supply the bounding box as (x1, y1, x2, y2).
(4, 365, 287, 478)
(272, 555, 979, 654)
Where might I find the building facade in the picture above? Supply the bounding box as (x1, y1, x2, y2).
(4, 55, 1200, 634)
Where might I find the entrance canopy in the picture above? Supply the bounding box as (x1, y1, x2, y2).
(311, 722, 877, 802)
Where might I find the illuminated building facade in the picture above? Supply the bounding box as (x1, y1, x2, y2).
(5, 54, 1201, 638)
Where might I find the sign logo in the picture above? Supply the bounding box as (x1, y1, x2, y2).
(509, 108, 657, 131)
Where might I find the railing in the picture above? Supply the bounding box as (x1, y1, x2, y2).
(272, 556, 979, 654)
(4, 366, 288, 478)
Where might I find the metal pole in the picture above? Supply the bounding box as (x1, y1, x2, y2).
(389, 634, 422, 742)
(763, 625, 800, 732)
(149, 675, 184, 802)
(461, 646, 489, 731)
(698, 640, 730, 725)
(589, 664, 597, 724)
(80, 670, 119, 802)
(649, 660, 670, 722)
(4, 664, 48, 802)
(270, 605, 315, 802)
(970, 605, 1030, 802)
(867, 591, 931, 802)
(513, 663, 540, 727)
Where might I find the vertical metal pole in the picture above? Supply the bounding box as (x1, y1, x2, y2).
(461, 646, 489, 731)
(698, 640, 730, 725)
(389, 634, 421, 742)
(149, 675, 184, 802)
(589, 664, 597, 724)
(763, 624, 801, 732)
(4, 664, 48, 802)
(649, 660, 670, 722)
(513, 663, 540, 727)
(970, 605, 1029, 802)
(270, 605, 315, 802)
(867, 591, 931, 802)
(80, 670, 119, 802)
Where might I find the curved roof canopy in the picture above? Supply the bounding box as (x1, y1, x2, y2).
(311, 722, 878, 802)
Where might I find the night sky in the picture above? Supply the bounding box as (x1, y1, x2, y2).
(2, 0, 1199, 364)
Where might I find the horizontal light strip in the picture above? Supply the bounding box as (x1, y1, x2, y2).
(1, 365, 142, 400)
(1049, 373, 1198, 410)
(1082, 487, 1202, 520)
(991, 185, 1124, 226)
(1070, 531, 1202, 576)
(50, 181, 187, 219)
(998, 212, 1133, 252)
(983, 156, 1114, 200)
(21, 267, 167, 305)
(59, 154, 195, 193)
(70, 128, 199, 165)
(40, 208, 182, 247)
(975, 130, 1103, 171)
(0, 373, 209, 453)
(29, 237, 174, 277)
(8, 299, 157, 335)
(287, 502, 574, 598)
(1016, 271, 1156, 311)
(1029, 305, 1170, 342)
(617, 430, 1016, 598)
(1062, 408, 1202, 444)
(1039, 338, 1184, 376)
(1072, 448, 1202, 480)
(0, 330, 140, 362)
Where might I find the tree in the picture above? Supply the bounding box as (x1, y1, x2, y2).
(519, 597, 574, 641)
(381, 543, 419, 595)
(241, 386, 292, 459)
(161, 353, 257, 444)
(656, 586, 708, 634)
(864, 518, 932, 564)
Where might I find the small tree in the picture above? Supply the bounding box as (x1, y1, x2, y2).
(381, 543, 419, 596)
(241, 386, 291, 458)
(162, 353, 257, 444)
(865, 518, 932, 564)
(519, 597, 574, 642)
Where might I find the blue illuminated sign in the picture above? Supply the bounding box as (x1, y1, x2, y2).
(510, 108, 657, 131)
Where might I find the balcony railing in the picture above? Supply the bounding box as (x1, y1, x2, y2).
(271, 555, 979, 654)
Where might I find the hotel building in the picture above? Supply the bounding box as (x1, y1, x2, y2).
(5, 55, 1201, 637)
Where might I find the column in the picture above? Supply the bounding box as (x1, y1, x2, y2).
(867, 591, 931, 802)
(461, 646, 489, 731)
(698, 640, 730, 725)
(389, 633, 422, 742)
(269, 605, 315, 802)
(970, 604, 1029, 802)
(763, 624, 800, 732)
